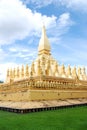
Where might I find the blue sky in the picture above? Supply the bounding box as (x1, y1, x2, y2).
(0, 0, 87, 81)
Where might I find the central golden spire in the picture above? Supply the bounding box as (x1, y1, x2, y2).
(38, 25, 51, 55)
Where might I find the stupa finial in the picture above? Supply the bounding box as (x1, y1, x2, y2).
(38, 25, 51, 55)
(42, 24, 46, 35)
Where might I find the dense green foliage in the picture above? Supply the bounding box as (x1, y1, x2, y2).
(0, 106, 87, 130)
(0, 81, 3, 83)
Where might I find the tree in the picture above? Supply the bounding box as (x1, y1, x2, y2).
(0, 81, 3, 83)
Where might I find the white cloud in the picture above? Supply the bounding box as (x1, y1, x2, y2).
(8, 45, 37, 55)
(9, 48, 18, 52)
(0, 0, 56, 45)
(60, 0, 87, 12)
(6, 45, 37, 64)
(48, 13, 74, 44)
(0, 0, 74, 45)
(23, 0, 87, 12)
(57, 13, 73, 35)
(58, 13, 71, 27)
(0, 47, 7, 61)
(9, 46, 30, 53)
(23, 0, 54, 8)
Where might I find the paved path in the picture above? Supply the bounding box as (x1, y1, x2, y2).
(0, 98, 87, 109)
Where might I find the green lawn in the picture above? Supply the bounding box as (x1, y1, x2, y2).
(0, 106, 87, 130)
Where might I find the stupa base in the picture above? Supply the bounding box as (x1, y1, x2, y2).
(0, 98, 87, 113)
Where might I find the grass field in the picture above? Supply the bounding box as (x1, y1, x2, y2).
(0, 106, 87, 130)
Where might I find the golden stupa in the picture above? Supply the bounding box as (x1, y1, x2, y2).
(0, 26, 87, 102)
